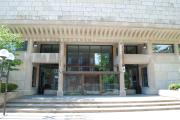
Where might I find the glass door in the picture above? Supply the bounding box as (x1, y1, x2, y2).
(84, 75, 100, 95)
(38, 64, 58, 95)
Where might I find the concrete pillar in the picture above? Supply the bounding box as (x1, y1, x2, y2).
(146, 62, 157, 94)
(24, 40, 34, 95)
(57, 42, 65, 96)
(118, 43, 126, 96)
(145, 42, 157, 94)
(147, 42, 153, 55)
(174, 44, 179, 55)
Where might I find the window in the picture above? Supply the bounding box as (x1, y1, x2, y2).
(66, 45, 113, 71)
(124, 45, 138, 54)
(40, 44, 59, 53)
(153, 44, 174, 53)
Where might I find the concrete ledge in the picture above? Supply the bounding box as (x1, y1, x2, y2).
(159, 90, 180, 99)
(44, 90, 57, 95)
(0, 92, 20, 106)
(142, 87, 158, 95)
(126, 89, 136, 95)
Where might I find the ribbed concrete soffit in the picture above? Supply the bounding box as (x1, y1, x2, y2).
(6, 24, 180, 43)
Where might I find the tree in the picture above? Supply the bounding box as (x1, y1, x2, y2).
(0, 25, 23, 71)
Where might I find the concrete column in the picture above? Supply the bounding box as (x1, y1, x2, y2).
(24, 40, 34, 95)
(147, 42, 153, 55)
(146, 42, 157, 94)
(146, 62, 157, 94)
(57, 42, 65, 96)
(174, 44, 179, 55)
(118, 43, 126, 96)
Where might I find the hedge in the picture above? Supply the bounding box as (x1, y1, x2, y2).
(168, 83, 180, 90)
(0, 83, 18, 93)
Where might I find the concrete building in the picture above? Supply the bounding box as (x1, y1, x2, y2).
(0, 0, 180, 96)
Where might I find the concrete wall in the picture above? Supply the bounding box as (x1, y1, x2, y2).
(9, 52, 28, 94)
(0, 0, 180, 25)
(8, 51, 37, 95)
(154, 63, 180, 90)
(152, 54, 180, 89)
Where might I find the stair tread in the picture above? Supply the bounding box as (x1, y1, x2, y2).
(9, 100, 180, 103)
(4, 96, 180, 112)
(2, 105, 180, 111)
(6, 101, 180, 107)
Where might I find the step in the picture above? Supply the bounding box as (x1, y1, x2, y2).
(6, 101, 180, 108)
(2, 105, 180, 113)
(8, 99, 180, 104)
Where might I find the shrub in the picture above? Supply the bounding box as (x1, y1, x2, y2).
(0, 83, 18, 93)
(168, 84, 180, 90)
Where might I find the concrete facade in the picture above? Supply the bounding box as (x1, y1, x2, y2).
(0, 0, 180, 25)
(0, 0, 180, 96)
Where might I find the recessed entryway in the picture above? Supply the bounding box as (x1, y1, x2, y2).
(38, 64, 59, 95)
(125, 64, 148, 95)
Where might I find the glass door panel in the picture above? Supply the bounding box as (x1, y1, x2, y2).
(38, 64, 58, 95)
(64, 75, 82, 95)
(84, 75, 100, 95)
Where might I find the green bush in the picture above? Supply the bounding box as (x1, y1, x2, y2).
(168, 84, 180, 90)
(0, 83, 18, 93)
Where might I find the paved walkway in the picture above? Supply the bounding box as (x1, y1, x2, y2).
(0, 110, 180, 120)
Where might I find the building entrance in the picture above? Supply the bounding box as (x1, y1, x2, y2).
(125, 65, 142, 94)
(38, 64, 58, 95)
(64, 73, 119, 95)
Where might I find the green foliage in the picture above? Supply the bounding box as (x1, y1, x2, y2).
(96, 54, 110, 71)
(168, 84, 180, 90)
(102, 75, 118, 84)
(0, 25, 23, 52)
(96, 54, 117, 84)
(0, 25, 23, 71)
(0, 83, 18, 93)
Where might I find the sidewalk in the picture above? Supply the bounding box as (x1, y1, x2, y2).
(1, 110, 180, 120)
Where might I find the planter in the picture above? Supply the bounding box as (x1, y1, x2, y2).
(103, 89, 119, 95)
(84, 90, 100, 95)
(126, 89, 136, 95)
(44, 89, 57, 95)
(159, 90, 180, 99)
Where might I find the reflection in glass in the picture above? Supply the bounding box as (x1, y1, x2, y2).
(153, 44, 174, 53)
(66, 45, 113, 71)
(94, 53, 101, 65)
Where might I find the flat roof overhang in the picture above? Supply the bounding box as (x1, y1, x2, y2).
(1, 20, 180, 43)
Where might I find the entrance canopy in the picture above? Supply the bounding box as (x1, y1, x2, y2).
(4, 21, 180, 43)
